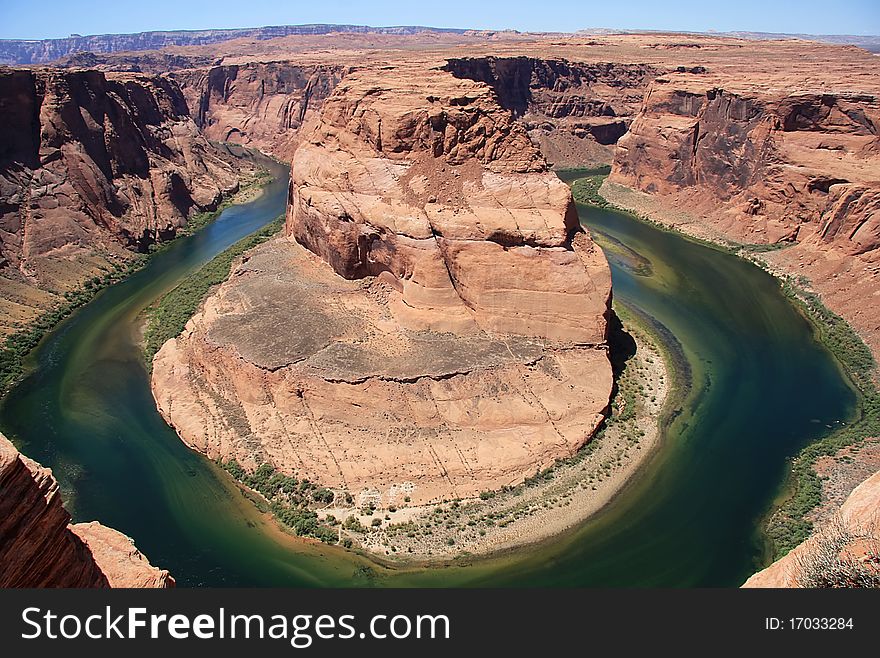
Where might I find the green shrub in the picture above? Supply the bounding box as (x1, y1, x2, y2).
(219, 457, 339, 544)
(0, 256, 148, 395)
(312, 488, 335, 504)
(343, 516, 365, 532)
(571, 174, 609, 207)
(767, 281, 880, 558)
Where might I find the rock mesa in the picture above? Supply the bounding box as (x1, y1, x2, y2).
(152, 62, 613, 506)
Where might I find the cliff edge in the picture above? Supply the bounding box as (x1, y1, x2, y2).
(743, 468, 880, 587)
(0, 433, 173, 588)
(0, 67, 246, 337)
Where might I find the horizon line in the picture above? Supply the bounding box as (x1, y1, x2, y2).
(1, 22, 878, 42)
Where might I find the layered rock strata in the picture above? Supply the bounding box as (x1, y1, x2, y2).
(0, 67, 245, 335)
(609, 72, 880, 356)
(0, 433, 173, 588)
(171, 63, 346, 160)
(613, 77, 880, 251)
(169, 56, 655, 170)
(152, 63, 613, 506)
(445, 57, 656, 168)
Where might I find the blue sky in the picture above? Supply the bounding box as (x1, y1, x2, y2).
(1, 0, 878, 40)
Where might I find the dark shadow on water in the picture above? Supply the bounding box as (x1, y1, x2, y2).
(607, 309, 637, 378)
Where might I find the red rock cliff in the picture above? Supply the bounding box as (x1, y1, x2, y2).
(607, 68, 880, 358)
(0, 67, 245, 335)
(0, 433, 173, 588)
(444, 56, 657, 167)
(171, 63, 345, 160)
(288, 61, 611, 342)
(613, 78, 880, 250)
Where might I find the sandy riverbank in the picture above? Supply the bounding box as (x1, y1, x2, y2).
(315, 324, 670, 561)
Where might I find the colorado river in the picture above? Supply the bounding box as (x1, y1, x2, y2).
(0, 164, 857, 586)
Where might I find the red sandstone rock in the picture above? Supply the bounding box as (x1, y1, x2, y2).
(172, 63, 346, 161)
(0, 433, 173, 588)
(607, 67, 880, 358)
(152, 61, 613, 506)
(0, 67, 245, 335)
(287, 62, 611, 342)
(612, 78, 880, 254)
(743, 468, 880, 588)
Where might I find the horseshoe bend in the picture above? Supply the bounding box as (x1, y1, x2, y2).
(151, 62, 615, 507)
(0, 24, 878, 587)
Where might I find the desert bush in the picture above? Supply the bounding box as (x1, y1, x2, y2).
(794, 516, 880, 588)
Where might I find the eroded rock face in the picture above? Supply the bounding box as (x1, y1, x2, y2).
(288, 64, 611, 342)
(152, 62, 613, 506)
(0, 433, 173, 588)
(613, 79, 880, 251)
(609, 74, 880, 357)
(172, 63, 346, 160)
(169, 56, 655, 171)
(445, 57, 657, 168)
(0, 67, 244, 335)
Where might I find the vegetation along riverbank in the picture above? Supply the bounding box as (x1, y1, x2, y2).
(590, 172, 878, 561)
(0, 163, 270, 398)
(148, 171, 679, 561)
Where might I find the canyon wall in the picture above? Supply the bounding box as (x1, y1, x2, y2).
(612, 77, 880, 249)
(171, 63, 346, 160)
(152, 60, 614, 507)
(0, 433, 173, 587)
(160, 55, 655, 171)
(607, 71, 880, 357)
(0, 67, 245, 335)
(445, 56, 657, 167)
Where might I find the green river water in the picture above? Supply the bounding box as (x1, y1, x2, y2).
(0, 162, 858, 586)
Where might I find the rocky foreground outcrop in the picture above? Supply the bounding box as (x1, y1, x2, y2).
(0, 433, 173, 587)
(743, 468, 880, 587)
(152, 62, 613, 506)
(0, 67, 246, 335)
